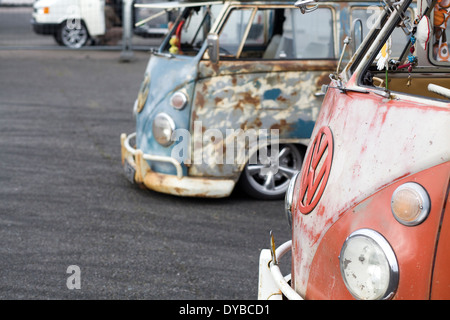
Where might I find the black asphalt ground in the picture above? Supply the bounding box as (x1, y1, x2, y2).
(0, 48, 291, 300)
(0, 3, 291, 302)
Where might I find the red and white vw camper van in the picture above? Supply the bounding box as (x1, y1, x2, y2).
(259, 0, 450, 300)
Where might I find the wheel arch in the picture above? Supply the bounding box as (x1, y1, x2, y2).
(236, 139, 308, 174)
(58, 18, 91, 37)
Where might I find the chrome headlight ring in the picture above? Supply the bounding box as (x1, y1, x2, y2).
(152, 113, 176, 147)
(285, 171, 301, 229)
(340, 229, 399, 300)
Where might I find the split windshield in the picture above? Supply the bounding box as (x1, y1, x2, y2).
(365, 0, 450, 69)
(162, 4, 337, 60)
(218, 7, 335, 60)
(360, 0, 450, 101)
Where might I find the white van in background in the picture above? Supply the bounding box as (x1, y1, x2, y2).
(31, 0, 171, 48)
(32, 0, 107, 48)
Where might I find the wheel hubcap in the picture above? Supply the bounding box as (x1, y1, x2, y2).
(245, 145, 302, 195)
(62, 26, 87, 48)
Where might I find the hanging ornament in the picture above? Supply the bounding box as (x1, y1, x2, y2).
(169, 35, 180, 54)
(416, 16, 431, 50)
(406, 36, 417, 87)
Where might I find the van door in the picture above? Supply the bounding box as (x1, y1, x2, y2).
(191, 4, 337, 198)
(80, 0, 106, 36)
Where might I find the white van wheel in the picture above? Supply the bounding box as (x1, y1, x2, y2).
(240, 144, 303, 200)
(58, 21, 89, 49)
(53, 34, 63, 46)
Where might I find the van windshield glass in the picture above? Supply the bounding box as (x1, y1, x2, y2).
(162, 4, 223, 56)
(361, 0, 450, 101)
(351, 6, 413, 59)
(218, 6, 335, 60)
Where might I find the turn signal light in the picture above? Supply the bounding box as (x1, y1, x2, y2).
(391, 182, 430, 226)
(170, 91, 188, 110)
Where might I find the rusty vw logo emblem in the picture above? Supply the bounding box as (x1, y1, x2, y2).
(298, 126, 333, 214)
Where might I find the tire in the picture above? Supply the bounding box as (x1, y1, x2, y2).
(240, 144, 303, 200)
(53, 33, 64, 46)
(58, 21, 89, 49)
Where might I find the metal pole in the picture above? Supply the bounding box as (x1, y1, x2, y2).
(120, 0, 135, 62)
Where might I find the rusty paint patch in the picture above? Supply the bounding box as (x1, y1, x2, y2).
(195, 91, 205, 109)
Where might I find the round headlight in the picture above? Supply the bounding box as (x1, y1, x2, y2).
(340, 229, 398, 300)
(170, 91, 188, 110)
(391, 182, 430, 226)
(136, 74, 150, 113)
(285, 171, 301, 229)
(152, 113, 175, 147)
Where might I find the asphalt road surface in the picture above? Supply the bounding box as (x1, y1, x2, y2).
(0, 48, 291, 300)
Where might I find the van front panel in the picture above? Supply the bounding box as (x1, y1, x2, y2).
(291, 85, 450, 297)
(290, 0, 450, 299)
(136, 54, 200, 176)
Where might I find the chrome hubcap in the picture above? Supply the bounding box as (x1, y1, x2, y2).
(62, 26, 87, 48)
(245, 145, 302, 195)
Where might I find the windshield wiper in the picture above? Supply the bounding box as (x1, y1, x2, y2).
(326, 74, 370, 95)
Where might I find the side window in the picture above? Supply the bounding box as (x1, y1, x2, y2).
(219, 8, 255, 56)
(288, 8, 335, 59)
(351, 7, 379, 54)
(218, 7, 335, 60)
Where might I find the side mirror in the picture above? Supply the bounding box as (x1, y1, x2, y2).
(207, 33, 219, 64)
(295, 0, 319, 14)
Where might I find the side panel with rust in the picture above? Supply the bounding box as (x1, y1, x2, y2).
(188, 60, 335, 178)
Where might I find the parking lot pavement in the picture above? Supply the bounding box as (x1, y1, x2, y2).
(0, 49, 291, 299)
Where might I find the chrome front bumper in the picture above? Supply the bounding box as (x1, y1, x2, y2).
(258, 239, 303, 300)
(120, 132, 236, 198)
